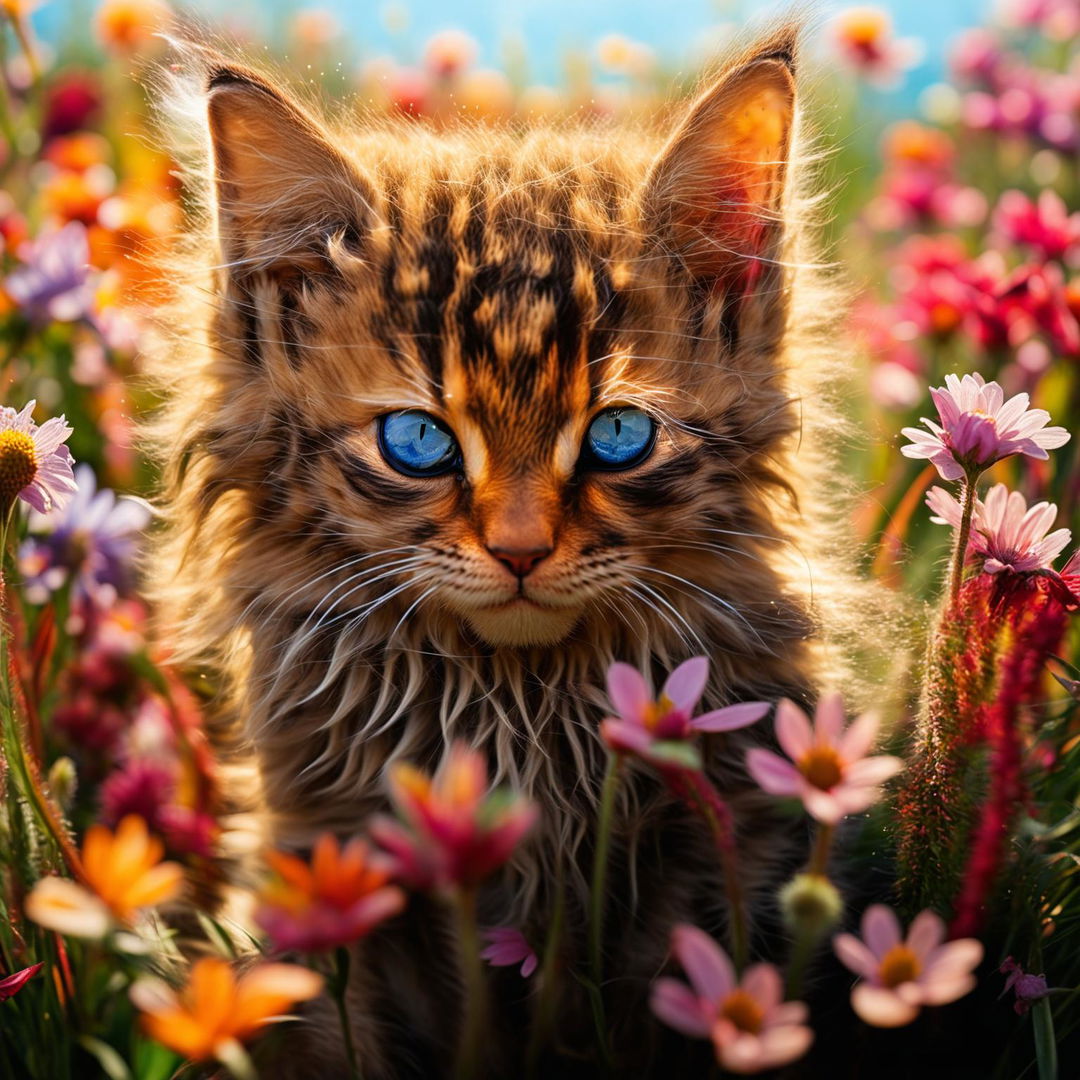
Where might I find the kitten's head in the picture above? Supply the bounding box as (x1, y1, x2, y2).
(163, 28, 814, 661)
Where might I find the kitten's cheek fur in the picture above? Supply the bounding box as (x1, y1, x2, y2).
(462, 604, 583, 647)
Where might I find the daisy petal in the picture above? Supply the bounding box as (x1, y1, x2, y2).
(662, 657, 709, 714)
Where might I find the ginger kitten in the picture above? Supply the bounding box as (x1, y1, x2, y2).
(149, 23, 860, 1077)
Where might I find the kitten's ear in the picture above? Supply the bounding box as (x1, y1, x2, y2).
(643, 37, 796, 295)
(205, 66, 376, 277)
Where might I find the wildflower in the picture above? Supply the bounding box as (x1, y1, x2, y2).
(834, 906, 983, 1027)
(651, 925, 813, 1074)
(992, 189, 1080, 263)
(1000, 957, 1050, 1015)
(600, 658, 769, 765)
(481, 926, 538, 978)
(927, 484, 1071, 575)
(93, 0, 171, 53)
(4, 222, 95, 326)
(830, 7, 923, 89)
(0, 401, 77, 516)
(24, 815, 182, 939)
(0, 963, 43, 1002)
(371, 743, 537, 892)
(423, 29, 478, 77)
(20, 463, 151, 603)
(901, 372, 1069, 481)
(745, 695, 902, 824)
(255, 834, 405, 953)
(131, 957, 323, 1063)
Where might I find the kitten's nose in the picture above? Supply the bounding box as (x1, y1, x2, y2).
(487, 545, 552, 579)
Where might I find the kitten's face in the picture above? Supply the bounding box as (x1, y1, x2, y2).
(203, 52, 798, 649)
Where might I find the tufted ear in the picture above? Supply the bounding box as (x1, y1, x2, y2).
(643, 35, 797, 300)
(206, 66, 376, 279)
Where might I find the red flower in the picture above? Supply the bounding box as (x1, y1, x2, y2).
(0, 963, 43, 1002)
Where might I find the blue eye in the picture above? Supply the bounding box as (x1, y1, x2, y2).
(378, 411, 460, 476)
(584, 407, 656, 469)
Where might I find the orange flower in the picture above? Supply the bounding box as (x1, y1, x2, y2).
(93, 0, 171, 53)
(255, 834, 405, 951)
(24, 815, 183, 938)
(131, 957, 324, 1062)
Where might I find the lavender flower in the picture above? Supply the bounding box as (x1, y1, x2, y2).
(5, 222, 95, 326)
(0, 400, 77, 515)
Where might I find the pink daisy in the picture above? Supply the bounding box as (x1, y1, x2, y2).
(901, 372, 1069, 481)
(651, 924, 813, 1074)
(480, 926, 538, 978)
(927, 483, 1071, 574)
(745, 695, 903, 824)
(0, 400, 77, 514)
(600, 658, 769, 764)
(834, 906, 983, 1027)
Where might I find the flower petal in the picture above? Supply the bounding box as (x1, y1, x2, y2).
(851, 984, 920, 1027)
(774, 699, 812, 761)
(740, 963, 782, 1012)
(671, 924, 734, 1003)
(606, 662, 651, 724)
(745, 749, 802, 797)
(833, 933, 879, 980)
(861, 905, 902, 959)
(650, 977, 712, 1039)
(837, 711, 880, 763)
(662, 657, 709, 714)
(905, 910, 945, 962)
(843, 755, 904, 786)
(691, 702, 770, 733)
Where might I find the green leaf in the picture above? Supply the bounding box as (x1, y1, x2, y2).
(78, 1036, 132, 1080)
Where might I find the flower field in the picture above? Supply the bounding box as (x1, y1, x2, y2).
(0, 1, 1078, 1077)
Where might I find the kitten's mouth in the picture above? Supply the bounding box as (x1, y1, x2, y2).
(462, 595, 583, 648)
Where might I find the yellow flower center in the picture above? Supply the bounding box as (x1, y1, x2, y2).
(879, 945, 921, 988)
(839, 10, 889, 46)
(643, 695, 674, 732)
(719, 989, 764, 1035)
(797, 746, 844, 790)
(0, 430, 37, 505)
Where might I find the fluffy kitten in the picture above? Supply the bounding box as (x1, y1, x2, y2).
(148, 22, 864, 1077)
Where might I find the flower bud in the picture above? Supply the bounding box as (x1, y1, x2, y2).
(47, 755, 78, 811)
(780, 872, 843, 939)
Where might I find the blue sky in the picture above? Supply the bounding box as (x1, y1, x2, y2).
(40, 0, 993, 99)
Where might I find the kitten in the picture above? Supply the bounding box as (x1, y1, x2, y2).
(148, 22, 863, 1077)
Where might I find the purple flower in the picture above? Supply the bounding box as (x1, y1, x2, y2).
(5, 222, 94, 326)
(0, 400, 77, 514)
(600, 658, 769, 764)
(901, 372, 1070, 481)
(20, 463, 151, 603)
(1000, 956, 1051, 1015)
(481, 926, 538, 978)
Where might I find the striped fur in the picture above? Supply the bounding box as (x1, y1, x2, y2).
(145, 23, 879, 1077)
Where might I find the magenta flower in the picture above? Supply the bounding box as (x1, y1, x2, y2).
(992, 189, 1080, 263)
(901, 372, 1070, 481)
(999, 957, 1051, 1015)
(370, 743, 537, 892)
(600, 658, 769, 764)
(0, 962, 43, 1002)
(651, 925, 812, 1074)
(0, 400, 77, 514)
(481, 926, 538, 978)
(745, 695, 903, 824)
(927, 484, 1071, 575)
(834, 906, 983, 1027)
(829, 7, 923, 89)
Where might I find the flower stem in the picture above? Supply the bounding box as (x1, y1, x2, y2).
(525, 864, 566, 1080)
(452, 887, 488, 1080)
(1032, 996, 1058, 1080)
(808, 824, 835, 877)
(678, 769, 748, 972)
(949, 478, 978, 604)
(330, 946, 362, 1080)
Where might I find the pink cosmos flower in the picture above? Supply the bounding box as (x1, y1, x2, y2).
(901, 372, 1070, 481)
(0, 963, 43, 1002)
(651, 924, 812, 1074)
(745, 695, 903, 824)
(600, 658, 769, 764)
(481, 926, 538, 978)
(370, 743, 537, 892)
(0, 400, 77, 514)
(834, 906, 983, 1027)
(927, 484, 1071, 575)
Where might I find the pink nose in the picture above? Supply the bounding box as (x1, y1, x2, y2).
(487, 546, 552, 579)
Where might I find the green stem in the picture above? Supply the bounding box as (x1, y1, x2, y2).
(525, 865, 565, 1080)
(453, 888, 487, 1080)
(784, 932, 816, 1002)
(949, 477, 978, 604)
(808, 824, 835, 878)
(1032, 996, 1058, 1080)
(330, 947, 361, 1080)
